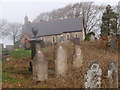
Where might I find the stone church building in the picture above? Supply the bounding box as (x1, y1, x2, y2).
(20, 16, 85, 48)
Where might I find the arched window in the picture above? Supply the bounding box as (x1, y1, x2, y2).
(24, 38, 29, 43)
(67, 35, 69, 40)
(42, 37, 45, 41)
(53, 37, 55, 42)
(76, 34, 78, 38)
(41, 37, 43, 40)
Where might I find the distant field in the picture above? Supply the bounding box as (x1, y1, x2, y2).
(2, 40, 118, 88)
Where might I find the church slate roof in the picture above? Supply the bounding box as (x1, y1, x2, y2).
(22, 17, 83, 37)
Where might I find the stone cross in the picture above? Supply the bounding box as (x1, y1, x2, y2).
(32, 44, 48, 82)
(84, 62, 102, 88)
(73, 45, 83, 68)
(55, 44, 67, 77)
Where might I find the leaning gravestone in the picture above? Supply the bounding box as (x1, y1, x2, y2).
(106, 62, 118, 88)
(73, 45, 83, 68)
(55, 44, 67, 77)
(84, 62, 102, 88)
(32, 44, 48, 82)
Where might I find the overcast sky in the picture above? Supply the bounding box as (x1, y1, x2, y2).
(0, 0, 119, 46)
(0, 0, 119, 23)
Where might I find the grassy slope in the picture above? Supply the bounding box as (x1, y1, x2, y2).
(8, 49, 31, 59)
(2, 41, 118, 88)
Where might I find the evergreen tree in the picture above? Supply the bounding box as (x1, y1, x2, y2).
(101, 5, 118, 37)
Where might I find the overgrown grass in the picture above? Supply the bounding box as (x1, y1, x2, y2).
(8, 48, 31, 58)
(2, 41, 118, 88)
(3, 66, 14, 72)
(2, 72, 22, 84)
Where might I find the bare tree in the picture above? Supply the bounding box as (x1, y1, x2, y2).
(34, 2, 105, 37)
(71, 2, 105, 35)
(0, 19, 10, 38)
(8, 23, 22, 48)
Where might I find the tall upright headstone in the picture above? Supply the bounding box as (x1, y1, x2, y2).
(55, 43, 67, 77)
(84, 62, 102, 88)
(106, 62, 118, 88)
(32, 44, 48, 82)
(73, 45, 83, 68)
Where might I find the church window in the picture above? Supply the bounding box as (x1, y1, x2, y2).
(53, 37, 55, 42)
(76, 34, 78, 38)
(67, 35, 70, 40)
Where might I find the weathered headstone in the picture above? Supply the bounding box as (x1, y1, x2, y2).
(55, 44, 67, 77)
(73, 45, 83, 68)
(107, 35, 117, 51)
(32, 44, 48, 82)
(106, 62, 118, 88)
(90, 35, 95, 41)
(84, 62, 102, 88)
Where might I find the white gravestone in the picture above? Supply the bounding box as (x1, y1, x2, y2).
(84, 62, 102, 88)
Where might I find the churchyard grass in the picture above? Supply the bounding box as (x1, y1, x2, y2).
(8, 48, 31, 58)
(2, 40, 118, 88)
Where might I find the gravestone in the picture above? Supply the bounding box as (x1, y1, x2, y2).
(55, 44, 67, 77)
(32, 44, 48, 82)
(106, 62, 118, 88)
(90, 35, 95, 41)
(73, 45, 83, 68)
(107, 35, 117, 51)
(6, 45, 14, 50)
(70, 38, 80, 45)
(84, 62, 102, 88)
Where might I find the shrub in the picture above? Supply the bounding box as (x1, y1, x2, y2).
(84, 36, 90, 41)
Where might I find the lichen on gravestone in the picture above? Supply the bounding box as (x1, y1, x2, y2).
(106, 62, 118, 88)
(84, 62, 102, 88)
(73, 45, 83, 68)
(55, 44, 67, 77)
(32, 44, 48, 83)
